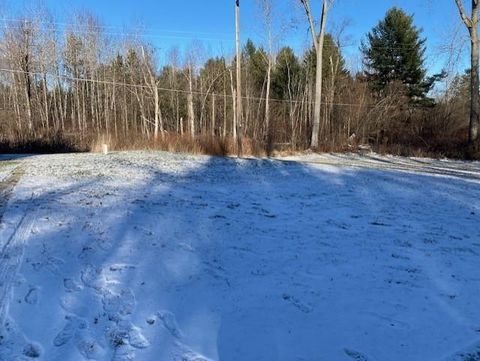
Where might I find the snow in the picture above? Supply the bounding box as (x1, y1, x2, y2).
(1, 151, 480, 361)
(0, 162, 17, 183)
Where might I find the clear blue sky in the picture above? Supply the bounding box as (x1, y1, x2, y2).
(3, 0, 470, 74)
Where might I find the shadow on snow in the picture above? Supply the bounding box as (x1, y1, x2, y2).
(1, 152, 480, 361)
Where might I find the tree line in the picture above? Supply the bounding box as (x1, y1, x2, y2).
(0, 2, 477, 157)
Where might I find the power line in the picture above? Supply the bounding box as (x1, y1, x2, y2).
(0, 18, 443, 52)
(0, 18, 241, 42)
(0, 17, 238, 37)
(59, 28, 229, 42)
(0, 67, 399, 109)
(0, 20, 234, 42)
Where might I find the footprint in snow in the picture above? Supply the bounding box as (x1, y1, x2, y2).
(281, 294, 312, 313)
(107, 324, 139, 360)
(24, 287, 39, 305)
(76, 337, 106, 359)
(64, 278, 82, 292)
(102, 289, 136, 321)
(53, 315, 87, 347)
(344, 348, 370, 361)
(108, 325, 130, 348)
(108, 321, 150, 350)
(32, 255, 64, 275)
(80, 264, 105, 290)
(128, 325, 150, 349)
(13, 274, 26, 287)
(22, 342, 42, 358)
(111, 343, 136, 361)
(157, 310, 182, 338)
(181, 351, 213, 361)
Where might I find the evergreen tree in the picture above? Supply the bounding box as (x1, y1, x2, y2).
(272, 47, 302, 99)
(361, 7, 436, 104)
(242, 40, 269, 94)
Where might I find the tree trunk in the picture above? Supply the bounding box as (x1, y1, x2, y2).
(311, 0, 328, 148)
(23, 55, 33, 133)
(454, 0, 480, 145)
(188, 67, 195, 138)
(154, 84, 160, 140)
(470, 12, 479, 144)
(42, 73, 50, 133)
(223, 74, 228, 138)
(235, 0, 243, 156)
(265, 58, 272, 139)
(229, 69, 237, 141)
(211, 93, 216, 137)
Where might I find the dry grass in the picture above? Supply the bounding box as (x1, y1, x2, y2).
(90, 133, 271, 157)
(1, 127, 478, 161)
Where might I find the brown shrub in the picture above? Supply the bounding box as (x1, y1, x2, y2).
(0, 131, 88, 154)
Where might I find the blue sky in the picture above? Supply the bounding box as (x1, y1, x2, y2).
(3, 0, 471, 74)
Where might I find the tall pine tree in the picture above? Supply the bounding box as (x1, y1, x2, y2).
(361, 7, 436, 104)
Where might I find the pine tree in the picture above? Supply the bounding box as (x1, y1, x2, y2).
(361, 7, 436, 104)
(272, 47, 302, 99)
(243, 40, 268, 94)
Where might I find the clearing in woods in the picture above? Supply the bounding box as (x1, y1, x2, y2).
(0, 152, 479, 361)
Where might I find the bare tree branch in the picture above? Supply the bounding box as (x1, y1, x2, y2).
(300, 0, 318, 50)
(454, 0, 473, 28)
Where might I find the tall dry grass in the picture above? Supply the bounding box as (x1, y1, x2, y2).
(90, 133, 269, 157)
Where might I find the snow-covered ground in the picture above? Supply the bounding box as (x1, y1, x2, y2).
(1, 151, 480, 361)
(0, 160, 18, 183)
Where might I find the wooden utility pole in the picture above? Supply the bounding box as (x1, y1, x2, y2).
(235, 0, 243, 157)
(454, 0, 479, 146)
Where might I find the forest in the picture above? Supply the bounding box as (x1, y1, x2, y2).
(0, 2, 477, 158)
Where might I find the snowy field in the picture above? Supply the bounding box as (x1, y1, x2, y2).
(1, 151, 480, 361)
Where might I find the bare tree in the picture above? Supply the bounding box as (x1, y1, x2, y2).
(3, 19, 37, 133)
(186, 61, 195, 138)
(299, 0, 331, 148)
(141, 46, 163, 140)
(258, 0, 275, 142)
(454, 0, 479, 145)
(235, 0, 243, 156)
(167, 47, 182, 134)
(229, 67, 237, 141)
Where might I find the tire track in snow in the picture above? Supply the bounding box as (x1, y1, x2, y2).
(0, 163, 29, 326)
(0, 212, 35, 326)
(0, 163, 32, 327)
(0, 165, 25, 224)
(282, 156, 480, 181)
